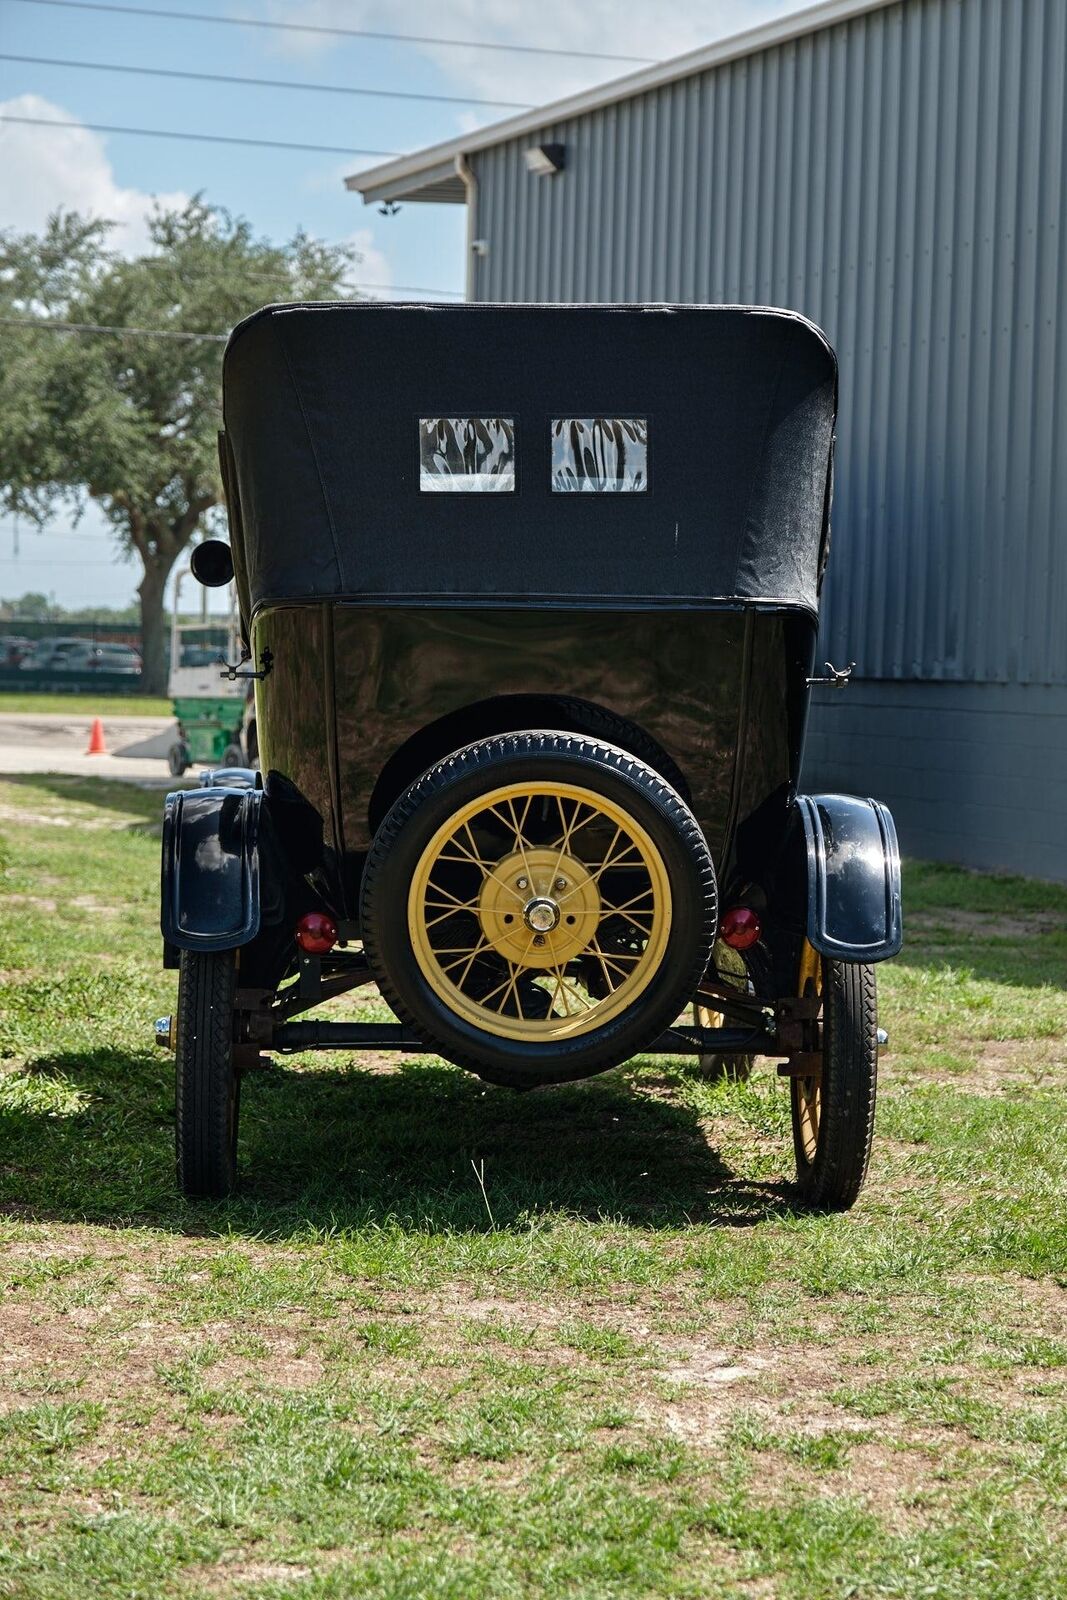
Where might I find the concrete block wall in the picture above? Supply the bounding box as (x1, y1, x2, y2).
(803, 682, 1067, 883)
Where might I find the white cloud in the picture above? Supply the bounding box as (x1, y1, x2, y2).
(0, 94, 188, 252)
(347, 225, 393, 294)
(262, 1, 800, 106)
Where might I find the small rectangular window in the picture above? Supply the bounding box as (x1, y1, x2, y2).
(419, 417, 515, 492)
(551, 418, 648, 493)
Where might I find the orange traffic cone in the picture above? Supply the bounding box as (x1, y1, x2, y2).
(86, 717, 107, 755)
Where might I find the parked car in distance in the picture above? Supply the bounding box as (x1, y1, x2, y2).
(49, 643, 99, 673)
(0, 636, 35, 668)
(87, 643, 142, 675)
(18, 637, 88, 671)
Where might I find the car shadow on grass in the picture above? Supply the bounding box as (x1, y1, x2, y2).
(0, 771, 167, 828)
(1, 1048, 793, 1235)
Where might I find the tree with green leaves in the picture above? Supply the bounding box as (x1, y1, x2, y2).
(0, 200, 355, 691)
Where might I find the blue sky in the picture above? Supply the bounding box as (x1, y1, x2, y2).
(0, 0, 797, 608)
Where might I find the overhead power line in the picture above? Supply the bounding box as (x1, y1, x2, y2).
(0, 113, 400, 157)
(0, 51, 533, 111)
(0, 295, 469, 342)
(133, 260, 465, 296)
(3, 0, 655, 62)
(0, 314, 229, 341)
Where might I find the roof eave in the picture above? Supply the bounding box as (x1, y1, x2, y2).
(346, 0, 898, 204)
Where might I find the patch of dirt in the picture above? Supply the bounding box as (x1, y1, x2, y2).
(184, 1560, 314, 1593)
(0, 801, 147, 834)
(908, 907, 1064, 939)
(0, 891, 120, 916)
(205, 1337, 325, 1393)
(907, 1037, 1067, 1094)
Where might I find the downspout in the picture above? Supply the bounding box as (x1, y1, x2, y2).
(454, 151, 479, 301)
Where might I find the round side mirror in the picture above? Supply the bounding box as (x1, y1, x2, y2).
(190, 540, 235, 588)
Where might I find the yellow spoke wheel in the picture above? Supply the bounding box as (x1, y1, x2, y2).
(691, 941, 755, 1081)
(793, 939, 823, 1163)
(360, 731, 718, 1087)
(408, 780, 671, 1042)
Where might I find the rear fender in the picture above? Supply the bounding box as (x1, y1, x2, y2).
(793, 793, 902, 962)
(161, 786, 263, 952)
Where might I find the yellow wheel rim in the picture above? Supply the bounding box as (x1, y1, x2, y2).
(408, 780, 672, 1042)
(796, 939, 823, 1162)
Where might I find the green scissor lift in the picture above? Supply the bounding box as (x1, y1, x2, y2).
(167, 564, 247, 777)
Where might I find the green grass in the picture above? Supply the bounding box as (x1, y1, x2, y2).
(0, 774, 1065, 1598)
(0, 692, 172, 717)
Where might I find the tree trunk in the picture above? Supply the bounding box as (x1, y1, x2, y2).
(138, 560, 171, 695)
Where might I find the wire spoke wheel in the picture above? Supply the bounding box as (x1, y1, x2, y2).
(409, 780, 670, 1042)
(360, 731, 718, 1086)
(793, 939, 823, 1160)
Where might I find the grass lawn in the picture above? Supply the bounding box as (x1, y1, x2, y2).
(0, 694, 172, 718)
(0, 773, 1065, 1599)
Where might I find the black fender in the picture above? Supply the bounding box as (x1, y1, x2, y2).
(793, 793, 902, 962)
(160, 785, 263, 952)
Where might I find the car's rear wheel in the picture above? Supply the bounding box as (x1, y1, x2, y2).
(175, 949, 239, 1198)
(790, 942, 877, 1210)
(361, 732, 718, 1087)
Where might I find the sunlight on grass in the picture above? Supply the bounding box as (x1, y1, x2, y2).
(0, 777, 1065, 1598)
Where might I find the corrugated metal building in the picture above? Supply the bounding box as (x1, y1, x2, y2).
(350, 0, 1066, 881)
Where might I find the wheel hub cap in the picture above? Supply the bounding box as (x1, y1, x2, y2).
(523, 896, 560, 933)
(478, 847, 601, 968)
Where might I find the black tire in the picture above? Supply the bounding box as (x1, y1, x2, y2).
(222, 742, 244, 767)
(167, 741, 189, 778)
(175, 949, 240, 1197)
(552, 697, 691, 799)
(791, 957, 877, 1211)
(361, 731, 718, 1088)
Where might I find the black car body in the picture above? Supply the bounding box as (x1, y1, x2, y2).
(160, 303, 901, 1207)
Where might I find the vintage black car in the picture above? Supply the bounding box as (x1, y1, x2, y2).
(158, 303, 901, 1209)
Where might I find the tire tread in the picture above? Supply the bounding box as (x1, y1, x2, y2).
(175, 950, 238, 1197)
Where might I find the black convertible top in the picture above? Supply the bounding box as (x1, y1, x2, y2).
(221, 302, 837, 617)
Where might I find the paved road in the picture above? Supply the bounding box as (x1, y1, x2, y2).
(0, 712, 191, 784)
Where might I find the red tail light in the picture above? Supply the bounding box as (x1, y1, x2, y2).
(295, 912, 338, 954)
(720, 906, 762, 950)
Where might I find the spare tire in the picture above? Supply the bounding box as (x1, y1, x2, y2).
(360, 731, 717, 1087)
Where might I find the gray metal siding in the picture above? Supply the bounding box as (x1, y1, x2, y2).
(471, 0, 1067, 688)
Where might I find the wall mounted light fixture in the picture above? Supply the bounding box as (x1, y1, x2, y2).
(524, 143, 566, 177)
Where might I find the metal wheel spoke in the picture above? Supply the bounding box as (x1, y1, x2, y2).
(496, 961, 525, 1019)
(562, 972, 593, 1011)
(426, 883, 479, 909)
(610, 910, 654, 938)
(425, 903, 481, 929)
(507, 795, 537, 886)
(442, 938, 491, 987)
(551, 797, 593, 883)
(601, 888, 655, 916)
(479, 971, 515, 1009)
(550, 966, 572, 1016)
(591, 942, 640, 982)
(591, 849, 643, 882)
(588, 940, 619, 993)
